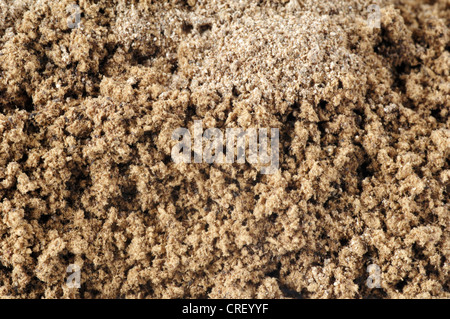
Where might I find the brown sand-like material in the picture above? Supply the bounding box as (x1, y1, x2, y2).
(0, 0, 449, 298)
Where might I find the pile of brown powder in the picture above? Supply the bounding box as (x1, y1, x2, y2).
(0, 0, 448, 298)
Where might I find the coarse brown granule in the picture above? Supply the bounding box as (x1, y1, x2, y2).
(0, 0, 448, 298)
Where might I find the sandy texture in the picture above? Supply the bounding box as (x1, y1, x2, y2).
(0, 0, 449, 298)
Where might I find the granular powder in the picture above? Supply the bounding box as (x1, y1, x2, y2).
(0, 0, 448, 298)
